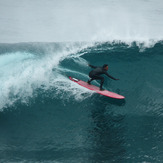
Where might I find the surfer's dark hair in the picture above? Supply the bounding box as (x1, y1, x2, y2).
(103, 64, 108, 68)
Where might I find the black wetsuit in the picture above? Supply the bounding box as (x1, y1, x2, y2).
(88, 65, 117, 89)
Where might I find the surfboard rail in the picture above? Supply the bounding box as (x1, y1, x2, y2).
(69, 76, 125, 99)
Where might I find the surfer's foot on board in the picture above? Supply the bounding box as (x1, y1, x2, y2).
(87, 80, 91, 85)
(100, 88, 105, 91)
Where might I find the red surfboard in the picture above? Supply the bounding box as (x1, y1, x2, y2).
(69, 76, 125, 99)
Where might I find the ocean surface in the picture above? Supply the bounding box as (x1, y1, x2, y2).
(0, 41, 163, 163)
(0, 0, 163, 163)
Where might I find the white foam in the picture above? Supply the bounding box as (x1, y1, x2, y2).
(0, 44, 93, 111)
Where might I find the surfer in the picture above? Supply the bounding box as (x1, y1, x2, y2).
(87, 64, 119, 91)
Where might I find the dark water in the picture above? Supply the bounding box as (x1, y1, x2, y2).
(0, 42, 163, 163)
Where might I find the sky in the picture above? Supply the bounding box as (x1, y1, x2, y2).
(0, 0, 163, 43)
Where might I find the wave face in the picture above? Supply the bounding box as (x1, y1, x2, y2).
(0, 42, 163, 162)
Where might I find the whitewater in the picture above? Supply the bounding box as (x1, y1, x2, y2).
(0, 0, 163, 163)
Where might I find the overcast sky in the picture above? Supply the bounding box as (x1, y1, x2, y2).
(0, 0, 163, 43)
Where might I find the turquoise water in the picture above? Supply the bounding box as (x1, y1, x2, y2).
(0, 42, 163, 162)
(1, 0, 163, 162)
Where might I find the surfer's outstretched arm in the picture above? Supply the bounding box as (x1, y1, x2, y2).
(88, 64, 97, 69)
(105, 72, 119, 80)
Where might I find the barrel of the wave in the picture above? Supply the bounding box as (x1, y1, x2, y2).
(69, 76, 125, 99)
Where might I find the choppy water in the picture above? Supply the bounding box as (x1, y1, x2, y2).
(0, 41, 163, 163)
